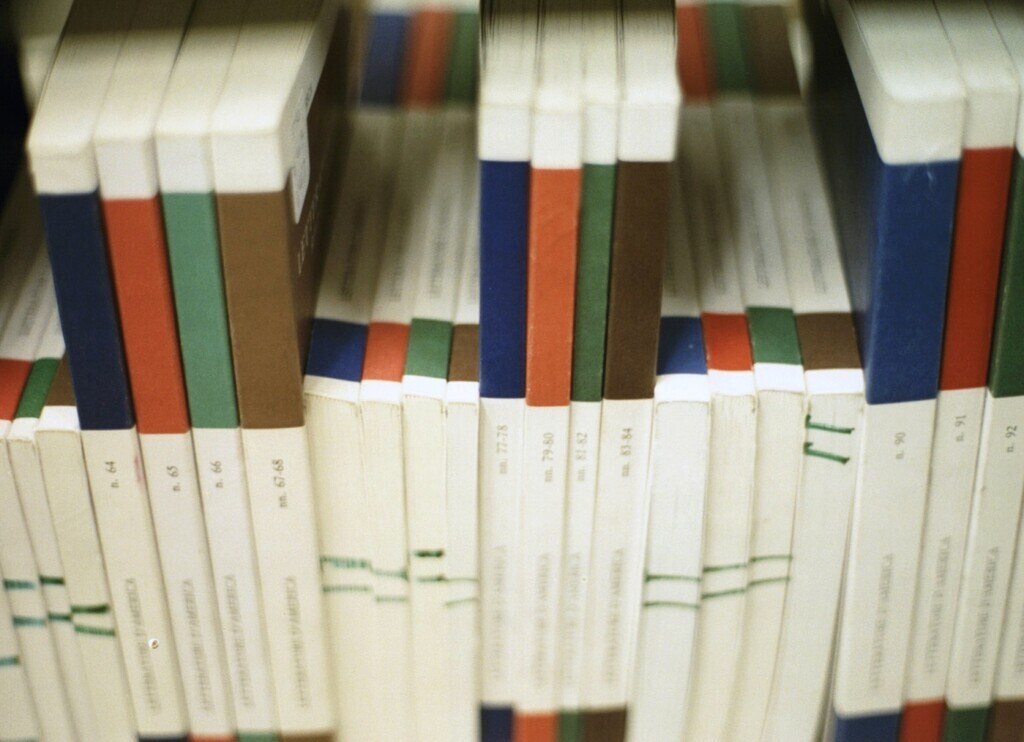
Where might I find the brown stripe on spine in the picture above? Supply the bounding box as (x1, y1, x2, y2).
(795, 313, 862, 371)
(988, 701, 1024, 742)
(216, 35, 341, 430)
(581, 708, 627, 742)
(279, 734, 335, 742)
(602, 161, 671, 401)
(448, 324, 479, 383)
(743, 4, 800, 96)
(44, 356, 75, 407)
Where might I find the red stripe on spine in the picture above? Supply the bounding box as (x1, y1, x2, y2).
(900, 700, 944, 742)
(701, 313, 753, 371)
(526, 168, 581, 407)
(362, 322, 410, 382)
(677, 4, 715, 100)
(400, 9, 454, 107)
(515, 712, 557, 742)
(0, 359, 32, 421)
(940, 147, 1014, 391)
(103, 198, 189, 434)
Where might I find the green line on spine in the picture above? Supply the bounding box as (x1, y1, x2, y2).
(412, 549, 444, 558)
(0, 655, 20, 667)
(375, 596, 408, 604)
(74, 624, 115, 638)
(803, 442, 850, 464)
(372, 568, 408, 580)
(749, 576, 791, 588)
(12, 616, 46, 628)
(47, 612, 72, 622)
(805, 415, 855, 434)
(749, 554, 792, 563)
(70, 603, 110, 615)
(703, 562, 747, 574)
(3, 579, 35, 591)
(38, 575, 64, 586)
(445, 597, 478, 608)
(322, 585, 371, 594)
(320, 555, 372, 570)
(701, 587, 746, 600)
(645, 573, 701, 583)
(643, 600, 699, 610)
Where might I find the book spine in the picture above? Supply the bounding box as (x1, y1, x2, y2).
(217, 182, 334, 740)
(906, 148, 1014, 736)
(0, 559, 42, 741)
(582, 158, 670, 740)
(479, 149, 529, 741)
(360, 10, 410, 106)
(400, 7, 454, 107)
(990, 150, 1024, 741)
(163, 191, 278, 740)
(814, 11, 960, 735)
(675, 1, 715, 99)
(9, 306, 103, 741)
(36, 365, 137, 742)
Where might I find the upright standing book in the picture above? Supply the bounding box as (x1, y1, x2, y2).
(902, 3, 1019, 740)
(27, 0, 191, 737)
(677, 102, 758, 742)
(211, 0, 342, 736)
(627, 146, 710, 742)
(305, 111, 392, 742)
(517, 4, 583, 740)
(558, 4, 618, 740)
(758, 98, 865, 741)
(582, 3, 680, 738)
(35, 358, 137, 742)
(0, 558, 41, 741)
(156, 2, 280, 739)
(402, 109, 470, 741)
(478, 2, 538, 737)
(9, 299, 102, 742)
(359, 110, 440, 742)
(94, 3, 237, 739)
(446, 157, 482, 742)
(811, 1, 965, 738)
(716, 96, 806, 742)
(973, 4, 1024, 740)
(0, 252, 77, 742)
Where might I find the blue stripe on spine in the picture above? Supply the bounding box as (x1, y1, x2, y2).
(38, 192, 134, 430)
(480, 705, 513, 742)
(812, 37, 958, 406)
(833, 709, 900, 742)
(657, 316, 708, 376)
(305, 318, 368, 383)
(479, 160, 529, 399)
(360, 12, 409, 106)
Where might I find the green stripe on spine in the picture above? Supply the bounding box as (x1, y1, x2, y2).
(0, 655, 19, 667)
(74, 624, 115, 638)
(942, 706, 989, 742)
(38, 575, 63, 586)
(705, 1, 751, 92)
(990, 155, 1024, 398)
(12, 616, 46, 628)
(559, 711, 582, 742)
(320, 556, 371, 570)
(163, 192, 240, 428)
(571, 164, 616, 402)
(404, 318, 453, 380)
(237, 734, 278, 742)
(3, 579, 35, 591)
(746, 307, 801, 365)
(70, 603, 110, 615)
(14, 358, 58, 419)
(47, 613, 71, 622)
(444, 11, 478, 104)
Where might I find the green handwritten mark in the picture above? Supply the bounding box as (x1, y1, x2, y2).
(805, 415, 855, 434)
(643, 600, 699, 610)
(803, 441, 850, 465)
